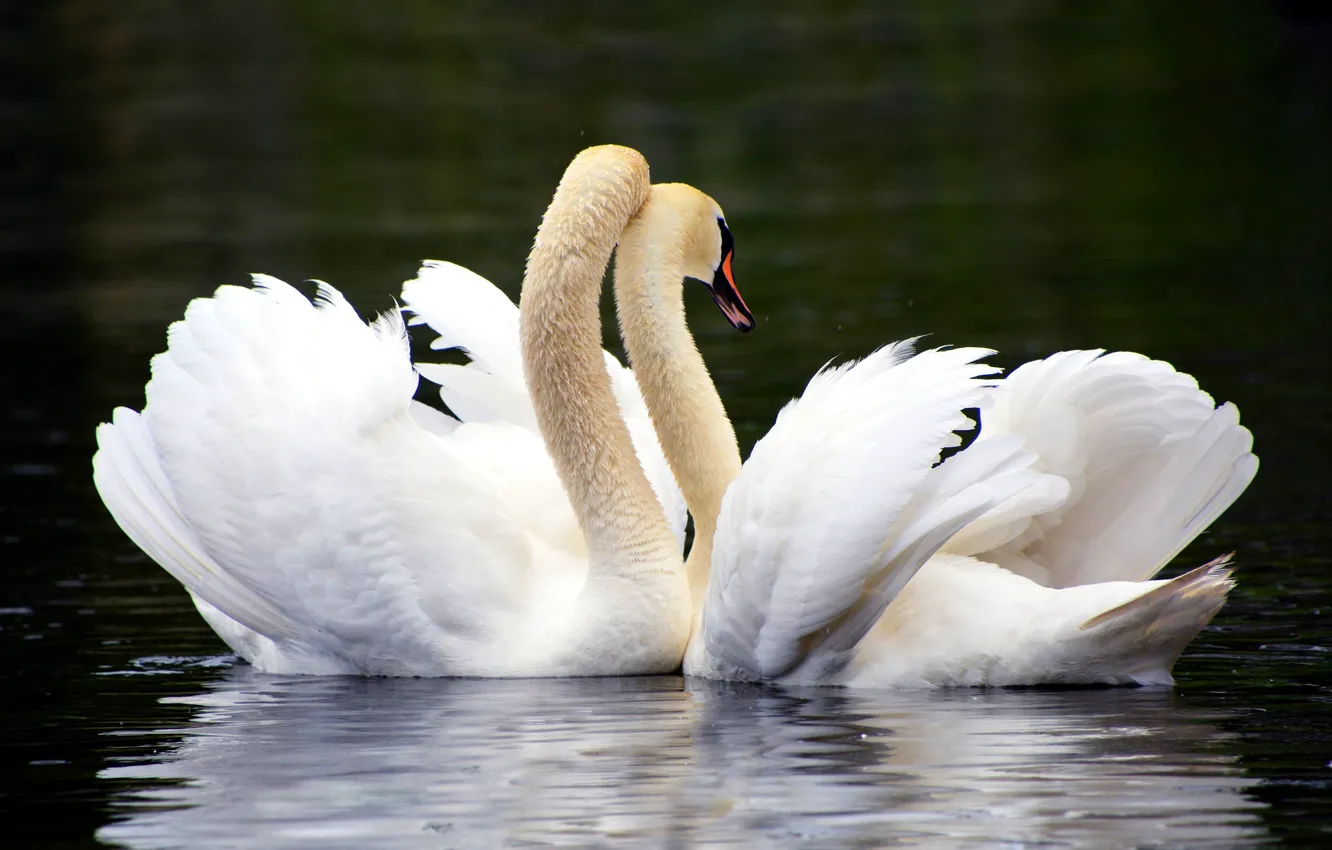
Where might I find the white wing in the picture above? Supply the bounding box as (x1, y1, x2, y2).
(401, 260, 688, 552)
(94, 277, 562, 675)
(943, 350, 1258, 587)
(702, 344, 1051, 680)
(400, 261, 532, 428)
(93, 407, 296, 644)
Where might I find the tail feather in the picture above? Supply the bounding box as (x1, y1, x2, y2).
(1076, 555, 1235, 685)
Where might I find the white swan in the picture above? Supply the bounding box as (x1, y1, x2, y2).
(398, 180, 1257, 687)
(90, 145, 733, 677)
(599, 183, 1259, 687)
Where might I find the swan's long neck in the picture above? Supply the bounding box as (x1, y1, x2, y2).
(519, 146, 681, 576)
(614, 194, 742, 611)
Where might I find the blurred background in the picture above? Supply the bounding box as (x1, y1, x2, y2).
(4, 2, 1329, 445)
(2, 1, 1330, 847)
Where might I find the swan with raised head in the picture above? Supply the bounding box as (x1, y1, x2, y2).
(92, 145, 738, 677)
(607, 185, 1257, 686)
(411, 180, 1257, 687)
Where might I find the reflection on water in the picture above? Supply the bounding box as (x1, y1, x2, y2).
(99, 671, 1263, 849)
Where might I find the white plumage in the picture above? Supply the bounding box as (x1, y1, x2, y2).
(685, 345, 1255, 687)
(700, 343, 1047, 680)
(93, 258, 1255, 686)
(947, 350, 1257, 587)
(402, 261, 688, 551)
(94, 267, 686, 676)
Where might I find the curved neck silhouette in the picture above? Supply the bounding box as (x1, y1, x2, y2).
(613, 184, 743, 613)
(519, 145, 687, 603)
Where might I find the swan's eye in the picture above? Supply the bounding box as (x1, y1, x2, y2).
(718, 218, 734, 268)
(706, 218, 754, 332)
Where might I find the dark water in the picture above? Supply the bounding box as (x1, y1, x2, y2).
(3, 2, 1331, 847)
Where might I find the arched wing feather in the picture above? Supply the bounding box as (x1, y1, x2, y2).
(401, 261, 688, 551)
(944, 350, 1258, 587)
(95, 277, 539, 673)
(705, 344, 1047, 679)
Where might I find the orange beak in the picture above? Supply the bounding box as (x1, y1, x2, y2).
(708, 249, 754, 332)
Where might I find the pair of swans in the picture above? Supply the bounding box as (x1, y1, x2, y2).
(93, 145, 1257, 686)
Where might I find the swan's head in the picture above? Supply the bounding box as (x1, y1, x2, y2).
(652, 183, 755, 333)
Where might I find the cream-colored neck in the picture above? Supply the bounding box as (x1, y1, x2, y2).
(519, 147, 679, 574)
(614, 192, 742, 610)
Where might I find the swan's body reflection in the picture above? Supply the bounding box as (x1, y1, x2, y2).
(100, 669, 1264, 848)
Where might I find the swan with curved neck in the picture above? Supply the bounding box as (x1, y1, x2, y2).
(92, 145, 736, 676)
(609, 182, 1255, 687)
(517, 149, 679, 578)
(514, 144, 696, 668)
(612, 183, 749, 613)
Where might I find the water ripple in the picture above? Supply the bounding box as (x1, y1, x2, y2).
(97, 672, 1265, 849)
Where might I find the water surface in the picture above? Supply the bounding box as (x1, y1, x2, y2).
(100, 673, 1267, 848)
